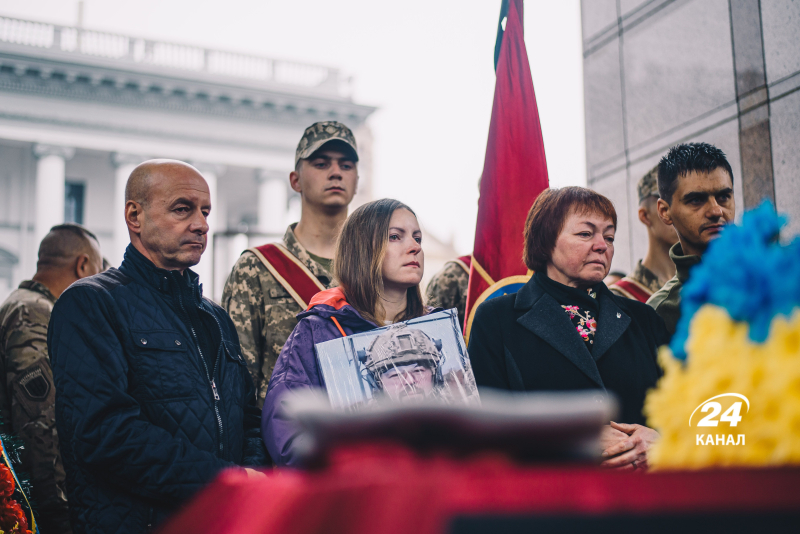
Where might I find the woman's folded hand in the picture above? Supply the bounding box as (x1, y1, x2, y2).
(600, 421, 660, 471)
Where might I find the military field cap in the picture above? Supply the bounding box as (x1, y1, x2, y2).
(295, 121, 358, 165)
(638, 165, 660, 203)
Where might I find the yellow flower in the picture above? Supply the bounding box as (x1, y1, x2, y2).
(645, 305, 800, 469)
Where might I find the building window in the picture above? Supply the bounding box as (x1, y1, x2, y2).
(65, 181, 85, 225)
(0, 248, 18, 303)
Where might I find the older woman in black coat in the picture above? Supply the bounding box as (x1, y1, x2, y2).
(468, 187, 669, 470)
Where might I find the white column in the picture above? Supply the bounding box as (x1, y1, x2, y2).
(193, 163, 224, 300)
(229, 233, 249, 269)
(215, 232, 249, 306)
(111, 153, 145, 268)
(257, 169, 288, 234)
(33, 144, 75, 245)
(286, 193, 301, 229)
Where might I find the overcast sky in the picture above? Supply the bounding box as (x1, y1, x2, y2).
(0, 0, 585, 253)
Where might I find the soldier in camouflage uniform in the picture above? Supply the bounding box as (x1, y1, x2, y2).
(222, 121, 359, 407)
(0, 223, 103, 533)
(425, 260, 469, 331)
(610, 165, 678, 301)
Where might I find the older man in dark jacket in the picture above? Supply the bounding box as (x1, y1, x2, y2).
(49, 160, 267, 533)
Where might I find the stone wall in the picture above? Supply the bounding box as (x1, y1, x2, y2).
(581, 0, 800, 273)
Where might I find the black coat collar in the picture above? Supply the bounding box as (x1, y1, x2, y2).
(513, 276, 631, 388)
(120, 244, 203, 305)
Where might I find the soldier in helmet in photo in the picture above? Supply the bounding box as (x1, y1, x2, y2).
(357, 325, 448, 403)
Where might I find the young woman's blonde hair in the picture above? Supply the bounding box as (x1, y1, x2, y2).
(333, 198, 426, 324)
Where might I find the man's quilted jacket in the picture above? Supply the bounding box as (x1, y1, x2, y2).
(49, 245, 266, 533)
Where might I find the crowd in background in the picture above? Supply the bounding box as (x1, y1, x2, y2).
(0, 120, 737, 532)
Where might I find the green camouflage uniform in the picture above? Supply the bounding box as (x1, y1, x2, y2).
(647, 242, 701, 337)
(0, 280, 71, 533)
(222, 225, 336, 407)
(425, 261, 470, 331)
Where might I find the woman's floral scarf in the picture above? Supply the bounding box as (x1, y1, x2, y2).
(562, 296, 597, 347)
(534, 272, 601, 351)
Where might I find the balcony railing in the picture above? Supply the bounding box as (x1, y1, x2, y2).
(0, 15, 343, 94)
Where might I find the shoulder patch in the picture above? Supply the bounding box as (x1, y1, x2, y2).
(12, 359, 56, 420)
(17, 365, 50, 400)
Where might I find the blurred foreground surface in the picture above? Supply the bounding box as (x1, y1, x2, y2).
(160, 444, 800, 534)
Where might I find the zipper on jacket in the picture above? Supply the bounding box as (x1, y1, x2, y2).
(204, 308, 226, 456)
(176, 288, 225, 457)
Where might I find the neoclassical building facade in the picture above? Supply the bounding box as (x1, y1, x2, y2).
(0, 15, 376, 301)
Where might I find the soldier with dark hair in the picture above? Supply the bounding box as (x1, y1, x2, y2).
(647, 142, 736, 335)
(0, 223, 103, 533)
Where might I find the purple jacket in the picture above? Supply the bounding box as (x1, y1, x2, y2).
(262, 287, 377, 467)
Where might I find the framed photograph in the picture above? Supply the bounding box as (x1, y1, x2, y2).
(315, 309, 480, 410)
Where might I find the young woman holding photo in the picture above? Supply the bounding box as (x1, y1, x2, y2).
(261, 198, 429, 467)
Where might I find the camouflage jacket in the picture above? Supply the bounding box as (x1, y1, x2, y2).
(648, 243, 701, 337)
(425, 260, 469, 331)
(0, 280, 71, 533)
(609, 260, 664, 300)
(222, 225, 336, 408)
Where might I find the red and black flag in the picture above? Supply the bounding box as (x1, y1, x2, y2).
(464, 0, 550, 342)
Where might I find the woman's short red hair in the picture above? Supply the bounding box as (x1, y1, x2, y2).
(522, 186, 617, 272)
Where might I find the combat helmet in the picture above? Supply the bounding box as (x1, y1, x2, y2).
(357, 325, 444, 388)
